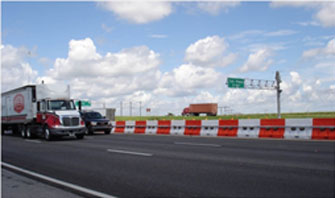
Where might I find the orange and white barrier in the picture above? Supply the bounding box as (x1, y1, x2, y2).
(200, 120, 219, 137)
(114, 121, 125, 133)
(170, 120, 185, 136)
(110, 118, 335, 140)
(146, 120, 158, 135)
(237, 119, 260, 138)
(218, 120, 238, 137)
(157, 120, 171, 135)
(124, 121, 135, 134)
(284, 119, 312, 140)
(312, 118, 335, 140)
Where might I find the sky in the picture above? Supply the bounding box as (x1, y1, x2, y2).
(1, 1, 335, 116)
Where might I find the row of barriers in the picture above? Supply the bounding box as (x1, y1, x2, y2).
(111, 118, 335, 140)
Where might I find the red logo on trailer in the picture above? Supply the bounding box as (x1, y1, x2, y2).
(14, 94, 25, 113)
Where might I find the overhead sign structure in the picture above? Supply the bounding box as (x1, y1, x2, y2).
(226, 71, 282, 118)
(75, 100, 91, 107)
(227, 78, 245, 88)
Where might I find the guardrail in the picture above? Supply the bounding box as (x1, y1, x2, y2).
(111, 118, 335, 140)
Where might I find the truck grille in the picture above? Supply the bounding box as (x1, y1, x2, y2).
(62, 117, 80, 126)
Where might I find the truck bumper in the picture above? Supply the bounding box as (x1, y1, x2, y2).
(49, 126, 86, 137)
(90, 125, 112, 132)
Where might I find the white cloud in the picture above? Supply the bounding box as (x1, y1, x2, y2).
(271, 2, 335, 27)
(265, 30, 297, 37)
(39, 38, 161, 101)
(239, 48, 273, 73)
(315, 3, 335, 27)
(155, 63, 221, 97)
(185, 35, 236, 67)
(290, 71, 302, 85)
(98, 1, 172, 24)
(302, 38, 335, 58)
(1, 45, 38, 92)
(197, 2, 240, 15)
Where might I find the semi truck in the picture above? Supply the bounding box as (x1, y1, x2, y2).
(1, 84, 86, 140)
(182, 103, 218, 116)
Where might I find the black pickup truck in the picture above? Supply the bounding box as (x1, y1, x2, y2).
(80, 111, 112, 135)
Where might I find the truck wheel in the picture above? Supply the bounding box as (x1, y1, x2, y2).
(84, 127, 91, 135)
(44, 126, 52, 141)
(26, 126, 33, 139)
(21, 126, 26, 138)
(76, 134, 84, 139)
(104, 129, 111, 135)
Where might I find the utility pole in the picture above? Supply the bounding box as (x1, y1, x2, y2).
(139, 101, 142, 117)
(130, 101, 132, 116)
(120, 101, 123, 116)
(275, 71, 282, 118)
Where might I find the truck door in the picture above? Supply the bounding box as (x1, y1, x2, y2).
(36, 100, 46, 123)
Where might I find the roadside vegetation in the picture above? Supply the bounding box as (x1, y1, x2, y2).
(115, 112, 335, 121)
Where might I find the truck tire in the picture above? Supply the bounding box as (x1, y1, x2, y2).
(21, 125, 26, 138)
(44, 126, 53, 141)
(26, 126, 33, 139)
(104, 129, 111, 135)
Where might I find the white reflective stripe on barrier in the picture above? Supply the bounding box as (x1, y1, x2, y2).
(200, 120, 219, 137)
(284, 119, 313, 140)
(125, 120, 135, 134)
(171, 120, 185, 135)
(237, 119, 260, 138)
(146, 120, 158, 135)
(111, 121, 116, 133)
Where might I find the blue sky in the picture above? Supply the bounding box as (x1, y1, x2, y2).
(2, 1, 335, 115)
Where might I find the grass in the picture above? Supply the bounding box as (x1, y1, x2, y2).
(115, 112, 335, 121)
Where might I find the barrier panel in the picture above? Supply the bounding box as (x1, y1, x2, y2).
(157, 120, 171, 135)
(237, 119, 260, 138)
(284, 119, 312, 140)
(124, 121, 135, 134)
(170, 120, 185, 136)
(259, 119, 285, 138)
(185, 120, 201, 136)
(218, 120, 238, 137)
(111, 121, 116, 133)
(114, 121, 125, 133)
(200, 120, 219, 137)
(312, 118, 335, 140)
(134, 120, 146, 134)
(145, 120, 158, 135)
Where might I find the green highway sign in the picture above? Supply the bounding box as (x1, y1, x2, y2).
(227, 77, 245, 88)
(75, 100, 91, 107)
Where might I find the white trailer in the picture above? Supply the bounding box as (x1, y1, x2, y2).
(1, 84, 86, 140)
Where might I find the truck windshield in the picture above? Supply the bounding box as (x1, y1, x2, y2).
(48, 100, 76, 111)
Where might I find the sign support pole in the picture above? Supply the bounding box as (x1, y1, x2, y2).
(275, 71, 282, 118)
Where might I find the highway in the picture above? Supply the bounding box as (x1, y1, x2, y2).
(2, 134, 335, 197)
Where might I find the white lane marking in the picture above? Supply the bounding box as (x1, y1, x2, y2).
(174, 142, 221, 147)
(25, 140, 42, 144)
(107, 149, 153, 157)
(1, 162, 118, 198)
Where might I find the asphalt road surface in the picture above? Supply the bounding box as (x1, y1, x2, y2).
(2, 134, 335, 198)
